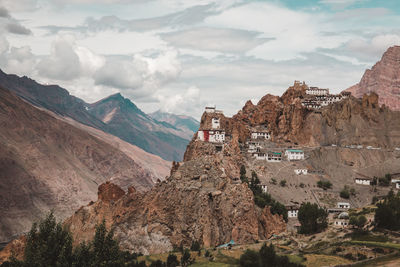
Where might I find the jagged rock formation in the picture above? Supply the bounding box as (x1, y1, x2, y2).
(345, 45, 400, 111)
(0, 69, 192, 161)
(187, 82, 400, 150)
(0, 87, 161, 242)
(64, 157, 286, 255)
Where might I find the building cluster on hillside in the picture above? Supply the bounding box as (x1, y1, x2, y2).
(301, 86, 351, 110)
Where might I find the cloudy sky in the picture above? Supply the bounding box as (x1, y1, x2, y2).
(1, 0, 400, 119)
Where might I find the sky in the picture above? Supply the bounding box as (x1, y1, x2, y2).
(0, 0, 400, 119)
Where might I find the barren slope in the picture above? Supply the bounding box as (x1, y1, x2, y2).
(0, 87, 157, 242)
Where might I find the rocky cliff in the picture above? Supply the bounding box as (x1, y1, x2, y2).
(345, 45, 400, 111)
(65, 157, 285, 255)
(0, 87, 164, 243)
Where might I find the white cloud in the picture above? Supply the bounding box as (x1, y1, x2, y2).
(157, 86, 202, 115)
(0, 0, 38, 12)
(37, 35, 82, 80)
(346, 34, 400, 59)
(94, 58, 144, 89)
(0, 35, 9, 54)
(161, 27, 271, 54)
(319, 0, 366, 9)
(3, 46, 36, 75)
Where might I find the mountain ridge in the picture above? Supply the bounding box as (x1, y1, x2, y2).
(0, 69, 194, 161)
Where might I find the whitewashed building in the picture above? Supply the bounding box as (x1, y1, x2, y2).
(261, 184, 268, 193)
(285, 149, 305, 161)
(294, 169, 308, 175)
(205, 106, 223, 114)
(306, 87, 329, 96)
(286, 206, 299, 218)
(251, 131, 271, 140)
(334, 212, 349, 228)
(267, 152, 282, 162)
(197, 130, 225, 143)
(253, 151, 266, 160)
(337, 202, 351, 209)
(355, 177, 371, 185)
(247, 141, 261, 153)
(211, 118, 220, 129)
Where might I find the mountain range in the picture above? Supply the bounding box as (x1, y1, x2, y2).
(0, 86, 170, 243)
(0, 69, 198, 161)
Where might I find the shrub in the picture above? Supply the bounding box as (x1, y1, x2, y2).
(190, 241, 201, 252)
(340, 186, 350, 199)
(240, 165, 248, 183)
(239, 243, 302, 267)
(317, 180, 332, 190)
(299, 183, 305, 188)
(349, 215, 367, 229)
(280, 180, 287, 187)
(250, 172, 287, 221)
(271, 178, 277, 185)
(166, 254, 179, 267)
(180, 249, 194, 267)
(239, 249, 260, 267)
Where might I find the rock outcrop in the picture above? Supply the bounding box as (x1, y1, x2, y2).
(64, 158, 286, 255)
(345, 45, 400, 111)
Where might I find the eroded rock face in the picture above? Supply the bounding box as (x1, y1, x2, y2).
(98, 182, 125, 203)
(345, 46, 400, 111)
(64, 158, 286, 255)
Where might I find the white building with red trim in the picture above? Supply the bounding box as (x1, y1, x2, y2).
(197, 130, 225, 143)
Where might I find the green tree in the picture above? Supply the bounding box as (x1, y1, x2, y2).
(259, 243, 276, 267)
(298, 203, 328, 234)
(349, 215, 367, 229)
(240, 165, 247, 183)
(166, 254, 179, 267)
(91, 220, 121, 266)
(180, 249, 193, 267)
(24, 212, 73, 267)
(190, 241, 201, 252)
(239, 249, 260, 267)
(149, 260, 165, 267)
(375, 190, 400, 230)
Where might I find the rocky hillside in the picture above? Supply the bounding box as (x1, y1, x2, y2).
(183, 81, 400, 209)
(60, 81, 400, 257)
(0, 69, 191, 161)
(345, 45, 400, 111)
(0, 86, 165, 243)
(64, 157, 285, 255)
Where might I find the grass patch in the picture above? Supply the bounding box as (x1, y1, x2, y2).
(287, 254, 306, 264)
(349, 241, 400, 250)
(304, 254, 352, 267)
(349, 232, 389, 242)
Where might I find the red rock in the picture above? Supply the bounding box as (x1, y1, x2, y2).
(345, 46, 400, 111)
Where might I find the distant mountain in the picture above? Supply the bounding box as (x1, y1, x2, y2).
(150, 110, 199, 140)
(0, 69, 192, 161)
(0, 86, 170, 242)
(345, 46, 400, 111)
(87, 93, 191, 161)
